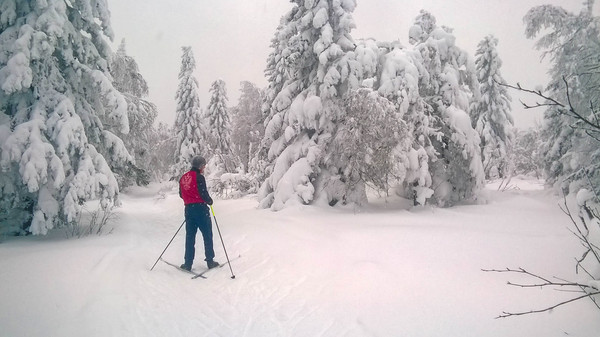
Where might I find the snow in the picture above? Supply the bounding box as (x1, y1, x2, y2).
(577, 188, 595, 206)
(312, 7, 329, 29)
(1, 51, 32, 93)
(1, 177, 599, 336)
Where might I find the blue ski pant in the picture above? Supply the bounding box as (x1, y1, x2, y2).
(184, 203, 215, 265)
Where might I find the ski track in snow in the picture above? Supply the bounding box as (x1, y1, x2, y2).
(1, 179, 599, 336)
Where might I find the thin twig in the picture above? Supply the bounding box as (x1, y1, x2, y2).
(496, 292, 600, 319)
(498, 79, 600, 131)
(482, 267, 594, 290)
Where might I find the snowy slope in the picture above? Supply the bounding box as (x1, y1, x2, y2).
(1, 178, 598, 337)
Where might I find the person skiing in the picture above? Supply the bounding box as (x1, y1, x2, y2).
(179, 155, 219, 271)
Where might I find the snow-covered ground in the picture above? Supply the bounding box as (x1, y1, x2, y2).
(1, 178, 598, 337)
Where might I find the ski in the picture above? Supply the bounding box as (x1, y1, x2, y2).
(159, 258, 207, 279)
(191, 254, 241, 279)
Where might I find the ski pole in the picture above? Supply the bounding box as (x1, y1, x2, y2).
(150, 220, 185, 271)
(210, 205, 236, 279)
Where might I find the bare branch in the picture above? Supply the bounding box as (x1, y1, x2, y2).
(561, 76, 600, 131)
(483, 265, 600, 318)
(498, 79, 600, 132)
(496, 292, 600, 319)
(500, 81, 565, 108)
(482, 267, 595, 290)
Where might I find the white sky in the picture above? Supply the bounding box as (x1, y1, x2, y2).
(107, 0, 597, 129)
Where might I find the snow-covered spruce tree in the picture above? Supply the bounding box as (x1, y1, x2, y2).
(524, 1, 600, 193)
(470, 35, 514, 180)
(408, 10, 485, 206)
(0, 0, 130, 235)
(109, 39, 158, 187)
(253, 10, 302, 191)
(231, 81, 264, 178)
(170, 46, 205, 180)
(258, 0, 362, 210)
(206, 79, 234, 171)
(205, 79, 237, 196)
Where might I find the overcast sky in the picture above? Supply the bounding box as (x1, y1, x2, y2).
(107, 0, 597, 129)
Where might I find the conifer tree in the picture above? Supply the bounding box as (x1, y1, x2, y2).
(205, 79, 240, 196)
(254, 10, 302, 189)
(408, 10, 484, 206)
(170, 46, 205, 179)
(110, 39, 158, 187)
(206, 79, 232, 163)
(258, 0, 361, 210)
(205, 80, 238, 176)
(0, 0, 130, 235)
(471, 35, 514, 180)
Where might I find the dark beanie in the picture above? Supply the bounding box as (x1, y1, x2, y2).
(191, 156, 206, 169)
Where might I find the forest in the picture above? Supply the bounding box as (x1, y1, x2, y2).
(0, 0, 599, 318)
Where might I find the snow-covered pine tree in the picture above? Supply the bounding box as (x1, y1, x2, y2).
(258, 0, 362, 210)
(170, 46, 205, 180)
(0, 0, 130, 235)
(470, 35, 514, 180)
(524, 1, 600, 192)
(110, 39, 158, 187)
(409, 10, 485, 206)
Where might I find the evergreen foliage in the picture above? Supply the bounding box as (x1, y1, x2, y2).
(205, 79, 237, 195)
(258, 0, 362, 210)
(206, 79, 234, 172)
(408, 10, 484, 206)
(471, 35, 514, 180)
(109, 39, 158, 187)
(258, 5, 486, 210)
(170, 46, 205, 180)
(0, 0, 130, 235)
